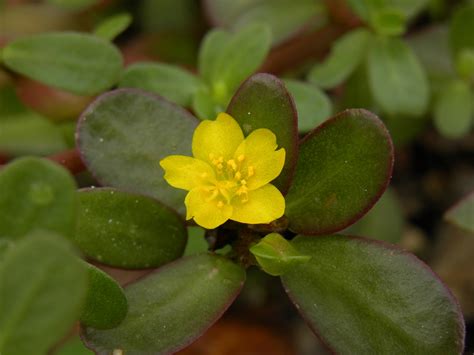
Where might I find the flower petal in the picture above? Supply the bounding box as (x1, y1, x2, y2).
(234, 129, 285, 190)
(231, 184, 285, 224)
(192, 112, 244, 164)
(160, 155, 215, 191)
(185, 188, 233, 229)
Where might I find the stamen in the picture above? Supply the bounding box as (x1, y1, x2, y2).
(227, 159, 237, 170)
(234, 171, 242, 180)
(217, 163, 223, 170)
(248, 166, 255, 177)
(237, 154, 245, 162)
(240, 179, 247, 185)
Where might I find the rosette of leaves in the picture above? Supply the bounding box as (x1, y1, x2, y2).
(409, 4, 474, 138)
(308, 0, 430, 123)
(73, 73, 464, 354)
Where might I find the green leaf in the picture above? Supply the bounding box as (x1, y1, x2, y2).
(369, 7, 406, 36)
(347, 0, 429, 21)
(191, 87, 222, 119)
(308, 29, 371, 89)
(77, 89, 198, 214)
(433, 79, 472, 138)
(445, 192, 474, 234)
(119, 62, 202, 106)
(198, 29, 232, 84)
(285, 109, 393, 235)
(2, 32, 122, 95)
(82, 254, 246, 354)
(283, 79, 332, 133)
(0, 232, 88, 355)
(0, 157, 77, 239)
(183, 226, 208, 256)
(455, 48, 474, 81)
(93, 13, 132, 41)
(75, 188, 187, 269)
(81, 263, 128, 329)
(227, 73, 298, 193)
(344, 187, 404, 243)
(210, 24, 271, 102)
(250, 233, 310, 276)
(367, 36, 429, 117)
(449, 4, 474, 57)
(55, 336, 93, 355)
(281, 235, 465, 354)
(0, 112, 68, 156)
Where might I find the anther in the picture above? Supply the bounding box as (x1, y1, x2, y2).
(237, 154, 245, 162)
(234, 171, 242, 180)
(248, 166, 255, 177)
(240, 179, 247, 185)
(227, 159, 237, 170)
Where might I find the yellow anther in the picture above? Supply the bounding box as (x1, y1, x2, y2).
(234, 171, 242, 180)
(227, 159, 237, 170)
(237, 154, 245, 162)
(248, 166, 255, 177)
(217, 156, 224, 163)
(217, 201, 224, 208)
(217, 163, 223, 170)
(240, 179, 247, 185)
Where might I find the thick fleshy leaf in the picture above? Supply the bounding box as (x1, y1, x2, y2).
(55, 336, 93, 355)
(209, 24, 271, 99)
(285, 109, 393, 235)
(119, 62, 202, 106)
(347, 0, 429, 20)
(0, 112, 67, 156)
(75, 188, 187, 269)
(281, 235, 465, 354)
(367, 36, 429, 117)
(0, 157, 77, 239)
(445, 192, 474, 234)
(2, 32, 122, 95)
(82, 254, 246, 354)
(434, 79, 472, 138)
(81, 263, 128, 329)
(0, 232, 88, 355)
(283, 79, 332, 133)
(198, 29, 232, 84)
(183, 226, 208, 256)
(227, 73, 298, 193)
(308, 29, 371, 89)
(93, 13, 132, 41)
(344, 188, 404, 244)
(449, 4, 474, 57)
(77, 89, 198, 214)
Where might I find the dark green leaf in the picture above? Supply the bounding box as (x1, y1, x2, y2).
(434, 79, 472, 138)
(77, 89, 198, 214)
(0, 232, 88, 355)
(445, 192, 474, 234)
(119, 62, 202, 106)
(81, 263, 127, 329)
(308, 29, 371, 89)
(93, 13, 132, 41)
(449, 4, 474, 57)
(283, 79, 332, 132)
(0, 157, 77, 239)
(227, 73, 298, 193)
(344, 187, 404, 243)
(367, 36, 429, 117)
(285, 109, 393, 235)
(75, 188, 187, 269)
(83, 254, 246, 354)
(369, 7, 406, 36)
(282, 235, 465, 354)
(2, 32, 122, 95)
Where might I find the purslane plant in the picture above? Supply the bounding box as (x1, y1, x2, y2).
(71, 73, 466, 353)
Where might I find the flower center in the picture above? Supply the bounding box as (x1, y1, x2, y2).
(203, 153, 255, 208)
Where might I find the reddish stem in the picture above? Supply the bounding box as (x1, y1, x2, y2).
(48, 148, 86, 175)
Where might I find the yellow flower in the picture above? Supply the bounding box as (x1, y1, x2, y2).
(160, 112, 286, 229)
